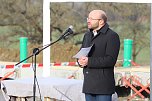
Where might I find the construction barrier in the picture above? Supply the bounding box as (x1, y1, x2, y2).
(0, 61, 150, 100)
(0, 62, 81, 80)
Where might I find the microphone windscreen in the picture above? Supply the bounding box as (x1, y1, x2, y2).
(69, 25, 73, 30)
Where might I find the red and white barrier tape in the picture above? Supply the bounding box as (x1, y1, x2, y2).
(0, 62, 78, 69)
(0, 60, 141, 69)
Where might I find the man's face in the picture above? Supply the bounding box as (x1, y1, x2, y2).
(87, 11, 101, 30)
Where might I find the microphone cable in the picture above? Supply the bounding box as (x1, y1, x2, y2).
(31, 56, 42, 101)
(53, 86, 73, 101)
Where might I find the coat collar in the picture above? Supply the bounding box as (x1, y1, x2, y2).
(97, 23, 109, 34)
(88, 23, 109, 35)
(88, 23, 109, 41)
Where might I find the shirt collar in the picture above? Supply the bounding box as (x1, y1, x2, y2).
(93, 30, 98, 36)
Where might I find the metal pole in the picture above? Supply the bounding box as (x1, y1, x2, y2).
(43, 0, 51, 77)
(150, 3, 152, 101)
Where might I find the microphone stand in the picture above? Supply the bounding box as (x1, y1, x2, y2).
(14, 31, 72, 101)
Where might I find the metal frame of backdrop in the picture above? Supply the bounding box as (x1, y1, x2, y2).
(43, 1, 152, 100)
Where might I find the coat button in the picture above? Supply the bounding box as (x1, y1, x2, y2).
(86, 71, 89, 74)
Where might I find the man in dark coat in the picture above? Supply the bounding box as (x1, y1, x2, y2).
(78, 10, 120, 101)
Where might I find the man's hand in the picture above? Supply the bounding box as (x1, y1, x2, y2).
(78, 56, 88, 68)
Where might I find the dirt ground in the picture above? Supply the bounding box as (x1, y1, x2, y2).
(118, 97, 150, 101)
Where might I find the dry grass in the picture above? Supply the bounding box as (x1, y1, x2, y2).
(0, 43, 79, 63)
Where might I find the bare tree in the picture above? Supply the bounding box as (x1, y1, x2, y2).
(0, 2, 150, 63)
(0, 0, 43, 44)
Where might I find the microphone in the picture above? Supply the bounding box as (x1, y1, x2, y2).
(62, 25, 73, 38)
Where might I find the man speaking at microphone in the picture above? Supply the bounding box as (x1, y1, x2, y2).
(78, 10, 120, 101)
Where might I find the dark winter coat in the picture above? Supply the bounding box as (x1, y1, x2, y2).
(81, 23, 120, 94)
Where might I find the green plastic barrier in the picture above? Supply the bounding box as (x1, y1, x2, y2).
(20, 37, 28, 63)
(123, 39, 133, 67)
